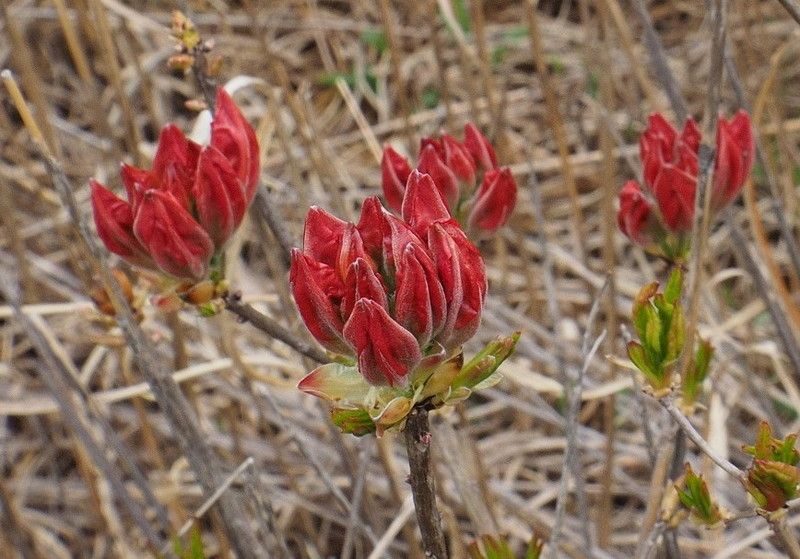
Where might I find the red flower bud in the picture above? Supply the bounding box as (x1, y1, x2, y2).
(401, 170, 451, 238)
(468, 168, 517, 234)
(441, 134, 476, 185)
(652, 165, 696, 232)
(713, 110, 754, 209)
(342, 298, 422, 387)
(90, 181, 154, 269)
(289, 250, 348, 354)
(132, 190, 214, 280)
(418, 143, 460, 209)
(303, 206, 348, 266)
(463, 122, 498, 170)
(91, 88, 260, 280)
(211, 88, 260, 202)
(381, 145, 412, 213)
(394, 243, 447, 346)
(356, 196, 391, 260)
(617, 180, 655, 245)
(193, 145, 246, 247)
(428, 220, 486, 349)
(341, 257, 388, 318)
(150, 124, 201, 209)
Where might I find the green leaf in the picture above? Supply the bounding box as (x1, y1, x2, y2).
(421, 88, 440, 109)
(297, 363, 371, 405)
(526, 537, 544, 559)
(628, 341, 658, 384)
(664, 267, 683, 305)
(452, 332, 519, 390)
(665, 302, 685, 364)
(331, 408, 376, 436)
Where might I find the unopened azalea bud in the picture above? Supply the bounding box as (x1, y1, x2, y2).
(133, 190, 214, 280)
(394, 243, 447, 346)
(441, 134, 476, 185)
(342, 298, 422, 387)
(381, 145, 412, 212)
(468, 168, 517, 234)
(401, 170, 450, 238)
(617, 180, 657, 246)
(418, 143, 460, 209)
(712, 110, 754, 210)
(289, 250, 348, 355)
(90, 88, 260, 282)
(463, 123, 498, 170)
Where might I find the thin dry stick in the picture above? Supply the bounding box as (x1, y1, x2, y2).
(51, 0, 94, 84)
(524, 0, 586, 263)
(631, 0, 689, 121)
(595, 2, 619, 547)
(404, 407, 447, 559)
(777, 0, 800, 25)
(223, 292, 328, 364)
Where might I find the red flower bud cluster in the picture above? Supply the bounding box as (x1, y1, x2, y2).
(617, 112, 753, 257)
(381, 123, 517, 236)
(91, 89, 259, 280)
(291, 187, 487, 388)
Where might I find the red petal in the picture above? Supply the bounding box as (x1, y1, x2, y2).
(150, 124, 201, 209)
(341, 257, 388, 318)
(132, 190, 214, 280)
(463, 122, 498, 170)
(193, 145, 247, 247)
(442, 134, 476, 185)
(417, 143, 460, 210)
(381, 145, 412, 212)
(211, 88, 261, 202)
(652, 165, 696, 232)
(401, 170, 451, 238)
(394, 243, 447, 346)
(90, 181, 155, 269)
(617, 180, 653, 245)
(468, 168, 517, 234)
(342, 298, 421, 387)
(303, 206, 348, 266)
(290, 250, 349, 354)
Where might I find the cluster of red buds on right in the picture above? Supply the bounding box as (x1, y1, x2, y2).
(617, 112, 754, 260)
(381, 123, 518, 238)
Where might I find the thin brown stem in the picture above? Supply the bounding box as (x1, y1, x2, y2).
(404, 408, 447, 559)
(223, 292, 328, 364)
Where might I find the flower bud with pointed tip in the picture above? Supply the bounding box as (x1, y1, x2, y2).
(342, 298, 422, 387)
(289, 249, 349, 355)
(617, 180, 659, 246)
(441, 134, 476, 185)
(468, 168, 517, 234)
(417, 143, 460, 209)
(401, 170, 451, 238)
(90, 180, 155, 269)
(713, 110, 754, 210)
(192, 145, 246, 247)
(463, 122, 498, 170)
(132, 190, 214, 280)
(211, 88, 260, 201)
(304, 206, 349, 266)
(394, 243, 447, 346)
(381, 145, 412, 212)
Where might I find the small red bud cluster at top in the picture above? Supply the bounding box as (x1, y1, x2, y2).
(91, 88, 259, 281)
(381, 123, 517, 236)
(617, 111, 754, 258)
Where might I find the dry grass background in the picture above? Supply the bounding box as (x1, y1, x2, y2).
(2, 1, 800, 558)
